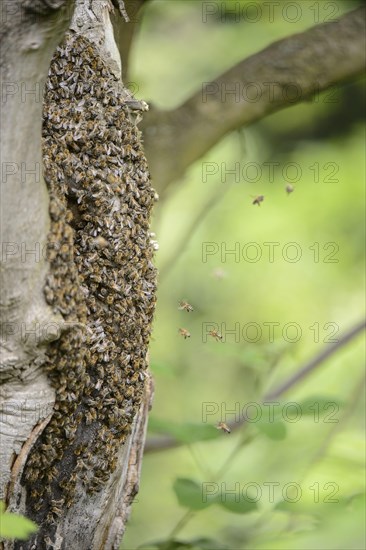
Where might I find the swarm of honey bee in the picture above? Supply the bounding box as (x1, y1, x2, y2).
(23, 32, 157, 521)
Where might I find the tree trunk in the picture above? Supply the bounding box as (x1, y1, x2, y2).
(0, 1, 156, 549)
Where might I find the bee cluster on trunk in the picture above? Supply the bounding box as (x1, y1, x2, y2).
(23, 32, 157, 525)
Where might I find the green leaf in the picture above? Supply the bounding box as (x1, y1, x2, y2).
(173, 478, 214, 511)
(297, 396, 343, 416)
(347, 492, 366, 511)
(275, 499, 297, 511)
(138, 542, 183, 549)
(189, 537, 228, 549)
(0, 504, 38, 540)
(138, 540, 188, 549)
(148, 418, 220, 444)
(138, 537, 228, 550)
(255, 418, 287, 440)
(217, 492, 258, 514)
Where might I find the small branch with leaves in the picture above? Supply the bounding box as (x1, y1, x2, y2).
(145, 319, 366, 452)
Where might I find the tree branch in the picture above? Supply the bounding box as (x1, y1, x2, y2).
(264, 319, 366, 401)
(144, 319, 366, 453)
(111, 0, 149, 81)
(142, 6, 366, 194)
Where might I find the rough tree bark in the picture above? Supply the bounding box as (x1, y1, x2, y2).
(1, 1, 156, 549)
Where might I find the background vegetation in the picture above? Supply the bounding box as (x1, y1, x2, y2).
(120, 1, 365, 549)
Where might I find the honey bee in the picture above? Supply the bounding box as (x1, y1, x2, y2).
(216, 421, 231, 434)
(178, 300, 193, 312)
(85, 409, 97, 424)
(285, 184, 294, 194)
(252, 195, 264, 206)
(211, 267, 227, 280)
(209, 329, 223, 342)
(178, 328, 191, 339)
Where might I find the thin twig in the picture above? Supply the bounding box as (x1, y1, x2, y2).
(304, 369, 366, 471)
(264, 318, 366, 401)
(161, 509, 196, 548)
(159, 184, 231, 283)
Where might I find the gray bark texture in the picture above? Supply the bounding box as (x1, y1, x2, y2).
(0, 1, 156, 549)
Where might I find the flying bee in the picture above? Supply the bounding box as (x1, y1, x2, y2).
(178, 328, 191, 339)
(209, 329, 223, 342)
(285, 183, 294, 194)
(252, 195, 264, 206)
(216, 422, 231, 434)
(211, 267, 227, 280)
(178, 300, 193, 312)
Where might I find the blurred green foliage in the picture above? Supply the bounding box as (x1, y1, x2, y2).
(122, 1, 365, 549)
(0, 501, 38, 541)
